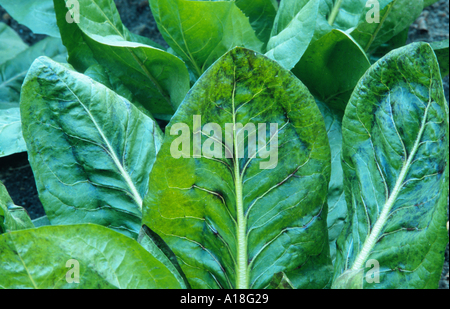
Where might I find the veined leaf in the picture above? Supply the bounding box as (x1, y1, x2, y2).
(0, 23, 28, 66)
(265, 0, 320, 70)
(333, 43, 449, 289)
(53, 0, 190, 117)
(430, 39, 449, 77)
(0, 181, 34, 234)
(143, 47, 332, 289)
(0, 0, 60, 38)
(0, 224, 186, 289)
(350, 0, 424, 52)
(84, 64, 155, 119)
(316, 100, 347, 264)
(292, 29, 371, 111)
(138, 225, 191, 289)
(0, 37, 66, 157)
(20, 57, 163, 239)
(235, 0, 278, 48)
(149, 0, 263, 78)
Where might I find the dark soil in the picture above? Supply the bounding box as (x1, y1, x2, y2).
(0, 0, 449, 289)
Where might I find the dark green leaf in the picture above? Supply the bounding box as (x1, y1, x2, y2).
(143, 47, 332, 289)
(235, 0, 278, 48)
(292, 29, 371, 111)
(333, 43, 449, 289)
(20, 57, 163, 239)
(53, 0, 189, 117)
(316, 100, 347, 264)
(0, 0, 60, 38)
(0, 224, 186, 288)
(149, 0, 263, 78)
(350, 0, 424, 52)
(430, 39, 449, 77)
(0, 181, 34, 234)
(31, 216, 51, 228)
(268, 272, 294, 289)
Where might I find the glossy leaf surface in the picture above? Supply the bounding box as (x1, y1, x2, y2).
(0, 224, 185, 288)
(143, 47, 332, 289)
(293, 29, 371, 111)
(333, 43, 449, 289)
(149, 0, 263, 78)
(20, 57, 163, 239)
(53, 0, 190, 117)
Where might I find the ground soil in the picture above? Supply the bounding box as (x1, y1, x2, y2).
(0, 0, 448, 289)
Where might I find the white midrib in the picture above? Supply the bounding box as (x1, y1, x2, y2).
(232, 77, 249, 289)
(351, 100, 432, 271)
(62, 77, 143, 210)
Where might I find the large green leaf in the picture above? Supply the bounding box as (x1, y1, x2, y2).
(20, 57, 163, 239)
(265, 0, 320, 70)
(235, 0, 278, 47)
(0, 23, 28, 65)
(316, 101, 347, 264)
(149, 0, 263, 78)
(53, 0, 190, 117)
(0, 0, 60, 38)
(83, 64, 154, 119)
(0, 37, 66, 157)
(0, 181, 34, 234)
(430, 39, 449, 78)
(350, 0, 424, 52)
(292, 29, 371, 111)
(333, 43, 449, 289)
(0, 224, 186, 288)
(143, 47, 332, 289)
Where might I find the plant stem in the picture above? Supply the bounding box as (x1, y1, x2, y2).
(328, 0, 343, 26)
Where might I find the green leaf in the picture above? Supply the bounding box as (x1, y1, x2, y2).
(0, 23, 28, 65)
(0, 224, 186, 288)
(0, 0, 60, 38)
(268, 272, 295, 289)
(333, 43, 449, 289)
(138, 225, 190, 289)
(20, 57, 163, 239)
(235, 0, 278, 47)
(0, 181, 34, 234)
(31, 216, 51, 228)
(327, 0, 367, 30)
(370, 27, 409, 62)
(265, 0, 320, 70)
(350, 0, 424, 52)
(143, 47, 332, 289)
(53, 0, 190, 117)
(149, 0, 263, 78)
(430, 39, 449, 77)
(316, 100, 347, 264)
(292, 29, 371, 111)
(0, 37, 66, 157)
(84, 64, 155, 119)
